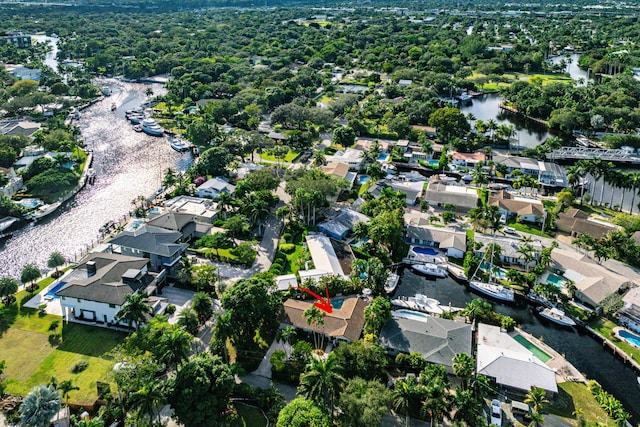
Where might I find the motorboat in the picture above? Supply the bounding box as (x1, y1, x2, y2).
(537, 307, 576, 327)
(169, 136, 190, 152)
(412, 294, 443, 315)
(129, 115, 144, 124)
(29, 201, 63, 221)
(469, 280, 515, 302)
(132, 125, 143, 132)
(141, 118, 165, 136)
(411, 263, 448, 278)
(384, 272, 400, 294)
(111, 102, 116, 111)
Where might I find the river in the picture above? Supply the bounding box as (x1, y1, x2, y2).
(396, 271, 640, 424)
(31, 34, 59, 71)
(0, 80, 193, 279)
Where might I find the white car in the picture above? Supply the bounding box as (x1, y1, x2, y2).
(490, 399, 502, 426)
(504, 227, 517, 234)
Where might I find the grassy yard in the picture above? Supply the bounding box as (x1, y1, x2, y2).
(260, 150, 299, 163)
(572, 203, 618, 221)
(547, 382, 615, 426)
(280, 230, 308, 275)
(231, 403, 268, 427)
(0, 278, 125, 405)
(508, 221, 553, 238)
(467, 71, 574, 91)
(590, 318, 640, 364)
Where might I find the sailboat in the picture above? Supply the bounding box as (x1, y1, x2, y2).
(469, 236, 515, 302)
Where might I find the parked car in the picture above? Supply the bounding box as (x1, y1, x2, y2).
(504, 227, 517, 234)
(490, 399, 502, 426)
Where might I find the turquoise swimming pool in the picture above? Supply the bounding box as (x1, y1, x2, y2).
(619, 329, 640, 348)
(358, 175, 370, 185)
(331, 298, 346, 310)
(394, 309, 429, 321)
(547, 273, 565, 288)
(480, 262, 507, 279)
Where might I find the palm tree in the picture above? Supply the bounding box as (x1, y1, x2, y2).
(516, 243, 537, 272)
(627, 172, 640, 214)
(58, 379, 79, 412)
(20, 385, 61, 427)
(0, 277, 19, 304)
(47, 252, 66, 277)
(130, 380, 164, 425)
(191, 291, 213, 325)
(393, 376, 419, 427)
(159, 328, 192, 370)
(421, 378, 451, 427)
(452, 353, 475, 391)
(303, 306, 325, 350)
(525, 387, 549, 426)
(451, 387, 482, 426)
(145, 87, 154, 98)
(566, 164, 587, 205)
(298, 354, 345, 424)
(177, 307, 200, 335)
(21, 264, 41, 291)
(487, 119, 498, 141)
(279, 326, 296, 357)
(116, 292, 152, 332)
(162, 167, 178, 188)
(312, 151, 326, 167)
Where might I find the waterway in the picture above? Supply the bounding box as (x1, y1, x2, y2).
(0, 80, 193, 278)
(396, 270, 640, 423)
(31, 34, 59, 72)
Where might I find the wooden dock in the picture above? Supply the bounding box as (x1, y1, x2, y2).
(585, 326, 640, 374)
(499, 103, 549, 127)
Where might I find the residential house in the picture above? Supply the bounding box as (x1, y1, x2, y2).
(619, 287, 640, 334)
(163, 195, 218, 224)
(279, 296, 368, 343)
(0, 167, 23, 197)
(368, 178, 426, 206)
(56, 252, 166, 328)
(452, 151, 486, 168)
(404, 220, 466, 259)
(494, 154, 566, 187)
(322, 162, 357, 190)
(0, 120, 41, 137)
(108, 225, 189, 275)
(477, 324, 557, 398)
(5, 64, 41, 81)
(404, 150, 431, 164)
(146, 211, 211, 242)
(423, 180, 479, 211)
(410, 125, 437, 138)
(475, 234, 542, 268)
(379, 312, 472, 373)
(318, 208, 370, 240)
(556, 208, 619, 239)
(195, 177, 236, 200)
(234, 162, 264, 180)
(302, 234, 346, 280)
(489, 190, 545, 224)
(551, 248, 633, 308)
(325, 148, 364, 170)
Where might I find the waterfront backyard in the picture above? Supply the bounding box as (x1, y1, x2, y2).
(0, 279, 124, 405)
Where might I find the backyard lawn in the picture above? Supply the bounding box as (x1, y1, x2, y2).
(591, 318, 640, 364)
(0, 279, 125, 405)
(547, 382, 615, 426)
(259, 149, 299, 163)
(231, 402, 268, 427)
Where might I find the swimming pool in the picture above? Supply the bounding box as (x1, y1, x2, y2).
(547, 273, 565, 288)
(513, 334, 552, 363)
(619, 329, 640, 348)
(480, 262, 508, 280)
(45, 281, 67, 299)
(377, 153, 390, 162)
(394, 309, 430, 322)
(412, 246, 439, 256)
(427, 160, 440, 167)
(18, 198, 42, 209)
(358, 175, 371, 185)
(147, 207, 160, 215)
(331, 298, 346, 310)
(127, 220, 144, 230)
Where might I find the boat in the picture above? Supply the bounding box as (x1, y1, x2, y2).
(111, 102, 116, 111)
(29, 201, 63, 221)
(129, 115, 144, 124)
(169, 136, 191, 152)
(537, 306, 576, 327)
(141, 118, 165, 136)
(458, 93, 473, 105)
(468, 237, 515, 302)
(411, 263, 448, 278)
(102, 86, 112, 96)
(391, 294, 444, 315)
(385, 272, 400, 294)
(576, 136, 591, 147)
(132, 125, 143, 132)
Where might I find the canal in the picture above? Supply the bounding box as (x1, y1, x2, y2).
(0, 80, 193, 278)
(396, 270, 640, 423)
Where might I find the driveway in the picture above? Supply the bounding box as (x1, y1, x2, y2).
(158, 285, 195, 325)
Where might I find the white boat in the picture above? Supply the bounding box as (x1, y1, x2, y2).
(469, 280, 515, 302)
(30, 201, 63, 221)
(132, 125, 143, 132)
(169, 136, 190, 152)
(537, 307, 576, 327)
(129, 115, 144, 124)
(411, 263, 448, 278)
(412, 294, 443, 315)
(384, 272, 400, 294)
(141, 118, 165, 136)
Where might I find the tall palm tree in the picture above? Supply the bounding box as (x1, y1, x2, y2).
(130, 380, 164, 425)
(0, 277, 19, 304)
(617, 171, 631, 211)
(21, 263, 42, 291)
(421, 377, 451, 427)
(159, 328, 192, 370)
(279, 326, 296, 357)
(47, 252, 66, 277)
(393, 376, 419, 427)
(452, 353, 475, 391)
(606, 169, 621, 208)
(303, 306, 325, 350)
(178, 307, 200, 335)
(566, 164, 587, 205)
(627, 172, 640, 214)
(525, 386, 549, 426)
(20, 385, 61, 427)
(191, 291, 213, 325)
(451, 387, 482, 426)
(516, 243, 537, 273)
(116, 292, 152, 332)
(298, 354, 345, 424)
(58, 380, 79, 413)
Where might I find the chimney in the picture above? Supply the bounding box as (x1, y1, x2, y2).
(87, 261, 96, 277)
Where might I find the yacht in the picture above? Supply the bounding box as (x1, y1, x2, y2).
(169, 136, 190, 152)
(141, 118, 165, 136)
(412, 263, 448, 278)
(469, 280, 515, 302)
(129, 114, 144, 124)
(29, 201, 63, 221)
(384, 272, 400, 294)
(537, 307, 576, 327)
(391, 294, 443, 315)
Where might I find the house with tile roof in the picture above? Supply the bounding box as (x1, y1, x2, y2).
(279, 296, 368, 343)
(56, 252, 166, 328)
(452, 151, 486, 167)
(378, 313, 472, 373)
(556, 208, 620, 239)
(108, 225, 188, 275)
(404, 222, 466, 259)
(322, 162, 357, 190)
(489, 190, 545, 224)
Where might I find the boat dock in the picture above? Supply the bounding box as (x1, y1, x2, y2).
(499, 103, 549, 127)
(585, 325, 640, 374)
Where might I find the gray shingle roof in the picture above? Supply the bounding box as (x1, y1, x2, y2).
(109, 225, 188, 257)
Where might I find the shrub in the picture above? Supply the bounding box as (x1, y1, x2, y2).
(280, 243, 296, 254)
(442, 211, 456, 223)
(165, 304, 177, 315)
(71, 360, 89, 373)
(49, 320, 60, 331)
(282, 233, 292, 243)
(270, 350, 286, 373)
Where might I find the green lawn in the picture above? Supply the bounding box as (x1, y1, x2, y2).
(0, 278, 125, 405)
(260, 150, 299, 163)
(547, 382, 615, 426)
(590, 318, 640, 364)
(231, 403, 268, 427)
(572, 204, 617, 220)
(280, 230, 308, 275)
(507, 221, 553, 238)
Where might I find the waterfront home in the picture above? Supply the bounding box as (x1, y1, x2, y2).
(325, 148, 364, 170)
(423, 178, 479, 211)
(301, 233, 346, 280)
(476, 324, 557, 398)
(0, 167, 23, 197)
(452, 151, 486, 168)
(494, 154, 567, 187)
(109, 225, 188, 275)
(619, 287, 640, 334)
(0, 119, 41, 137)
(368, 178, 426, 206)
(404, 219, 466, 259)
(489, 190, 545, 224)
(321, 162, 357, 190)
(317, 208, 370, 240)
(4, 64, 41, 81)
(379, 313, 472, 373)
(163, 195, 218, 224)
(551, 248, 632, 308)
(57, 252, 166, 328)
(195, 177, 236, 200)
(279, 296, 368, 344)
(474, 234, 542, 268)
(556, 208, 620, 240)
(146, 211, 211, 242)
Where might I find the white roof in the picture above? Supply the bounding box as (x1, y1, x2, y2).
(305, 234, 345, 277)
(274, 274, 298, 291)
(298, 269, 332, 283)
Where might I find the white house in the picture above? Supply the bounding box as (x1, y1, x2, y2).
(405, 223, 467, 259)
(619, 287, 640, 334)
(325, 148, 364, 170)
(5, 64, 41, 81)
(57, 253, 166, 328)
(195, 177, 236, 199)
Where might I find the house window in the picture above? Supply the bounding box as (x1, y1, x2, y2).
(109, 304, 116, 308)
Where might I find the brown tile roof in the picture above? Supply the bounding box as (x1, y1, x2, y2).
(488, 191, 544, 219)
(279, 296, 368, 342)
(556, 209, 618, 240)
(322, 162, 350, 180)
(452, 151, 486, 162)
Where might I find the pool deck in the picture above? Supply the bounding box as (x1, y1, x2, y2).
(512, 328, 587, 384)
(586, 326, 640, 374)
